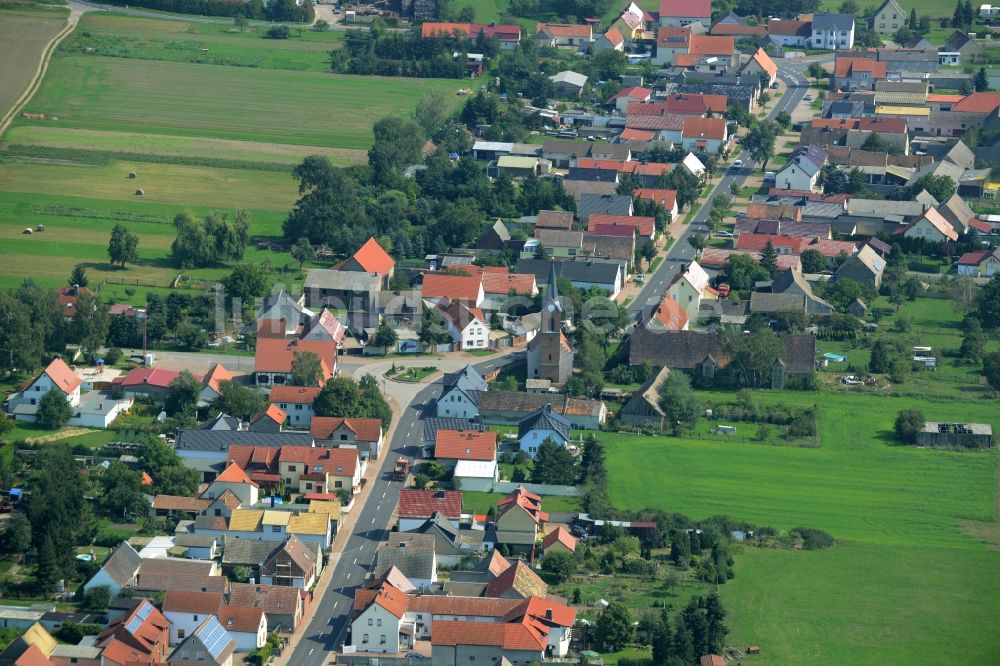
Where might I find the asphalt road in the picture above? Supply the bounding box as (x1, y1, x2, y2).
(626, 61, 813, 317)
(285, 352, 523, 666)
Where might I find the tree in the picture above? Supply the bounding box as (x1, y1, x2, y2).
(0, 293, 43, 375)
(541, 551, 576, 584)
(719, 325, 786, 387)
(860, 132, 895, 154)
(37, 389, 72, 429)
(290, 237, 316, 270)
(722, 252, 770, 291)
(212, 380, 266, 420)
(165, 370, 201, 416)
(371, 319, 398, 354)
(894, 409, 925, 444)
(759, 240, 778, 277)
(290, 351, 325, 387)
(2, 512, 31, 558)
(806, 61, 826, 84)
(591, 49, 627, 80)
(70, 293, 110, 356)
(658, 371, 700, 429)
(775, 110, 791, 130)
(907, 174, 956, 202)
(419, 307, 451, 350)
(983, 351, 1000, 389)
(413, 89, 449, 137)
(26, 446, 89, 588)
(738, 120, 779, 170)
(139, 436, 199, 496)
(69, 264, 88, 288)
(368, 116, 426, 182)
(960, 317, 986, 363)
(171, 210, 214, 267)
(532, 438, 578, 485)
(174, 320, 207, 351)
(800, 248, 827, 273)
(101, 462, 148, 520)
(975, 275, 1000, 329)
(223, 263, 269, 307)
(313, 376, 362, 417)
(976, 67, 990, 92)
(595, 601, 635, 652)
(107, 224, 139, 268)
(35, 535, 59, 593)
(909, 6, 917, 28)
(869, 338, 902, 373)
(232, 565, 252, 583)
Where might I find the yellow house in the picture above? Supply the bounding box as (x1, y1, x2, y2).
(871, 0, 905, 34)
(494, 486, 547, 554)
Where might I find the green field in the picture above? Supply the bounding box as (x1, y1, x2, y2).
(17, 55, 469, 149)
(61, 12, 343, 72)
(603, 386, 1000, 663)
(461, 491, 583, 515)
(819, 0, 962, 16)
(0, 7, 68, 121)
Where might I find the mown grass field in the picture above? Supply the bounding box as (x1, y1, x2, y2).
(61, 12, 343, 72)
(16, 55, 469, 149)
(602, 384, 1000, 663)
(819, 0, 960, 17)
(461, 491, 583, 515)
(0, 7, 68, 119)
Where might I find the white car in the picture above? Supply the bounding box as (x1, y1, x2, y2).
(804, 93, 814, 101)
(715, 230, 734, 238)
(731, 159, 743, 170)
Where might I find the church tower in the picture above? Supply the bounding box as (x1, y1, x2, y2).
(527, 263, 574, 384)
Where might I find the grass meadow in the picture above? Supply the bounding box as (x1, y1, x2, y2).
(0, 6, 68, 120)
(602, 384, 1000, 663)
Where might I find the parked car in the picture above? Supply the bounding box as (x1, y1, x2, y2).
(715, 230, 734, 238)
(804, 93, 814, 101)
(635, 273, 645, 283)
(731, 159, 743, 170)
(764, 171, 776, 182)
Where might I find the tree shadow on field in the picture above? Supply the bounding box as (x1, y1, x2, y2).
(875, 429, 906, 447)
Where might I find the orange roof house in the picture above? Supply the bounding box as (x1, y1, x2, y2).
(742, 47, 778, 80)
(434, 429, 498, 463)
(646, 293, 689, 331)
(420, 273, 484, 305)
(542, 525, 578, 554)
(952, 91, 1000, 114)
(38, 357, 81, 395)
(254, 336, 336, 384)
(682, 117, 727, 140)
(687, 34, 735, 56)
(588, 214, 656, 239)
(334, 237, 395, 277)
(634, 188, 678, 212)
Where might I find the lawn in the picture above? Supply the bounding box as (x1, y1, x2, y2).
(601, 386, 1000, 663)
(0, 7, 68, 122)
(461, 491, 583, 515)
(820, 0, 959, 17)
(17, 55, 471, 150)
(61, 12, 343, 73)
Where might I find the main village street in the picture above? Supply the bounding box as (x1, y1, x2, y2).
(626, 57, 821, 318)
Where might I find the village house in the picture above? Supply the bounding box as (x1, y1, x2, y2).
(666, 260, 713, 321)
(397, 489, 463, 531)
(254, 320, 337, 387)
(811, 13, 855, 49)
(4, 357, 80, 423)
(167, 616, 237, 666)
(476, 390, 607, 430)
(834, 244, 887, 288)
(593, 26, 625, 51)
(659, 0, 712, 28)
(549, 71, 588, 98)
(833, 57, 887, 91)
(97, 599, 172, 666)
(436, 365, 488, 419)
(420, 272, 485, 308)
(871, 0, 906, 34)
(374, 533, 437, 590)
(681, 116, 728, 152)
(269, 385, 320, 429)
(228, 583, 304, 633)
(434, 297, 490, 351)
(260, 535, 321, 588)
(741, 48, 778, 86)
(774, 145, 828, 192)
(766, 18, 811, 47)
(434, 429, 497, 468)
(494, 486, 548, 553)
(534, 23, 592, 48)
(198, 363, 232, 407)
(542, 526, 578, 556)
(310, 416, 383, 459)
(517, 404, 571, 457)
(620, 367, 672, 430)
(84, 541, 142, 596)
(162, 590, 223, 645)
(901, 207, 959, 244)
(957, 247, 1000, 276)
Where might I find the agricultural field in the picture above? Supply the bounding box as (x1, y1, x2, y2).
(0, 6, 68, 122)
(602, 375, 1000, 663)
(819, 0, 960, 18)
(61, 12, 343, 72)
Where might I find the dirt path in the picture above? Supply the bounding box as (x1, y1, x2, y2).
(25, 427, 92, 444)
(0, 3, 82, 137)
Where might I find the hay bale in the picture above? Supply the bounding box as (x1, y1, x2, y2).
(128, 172, 136, 179)
(135, 189, 144, 196)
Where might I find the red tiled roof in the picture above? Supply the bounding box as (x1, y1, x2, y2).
(682, 117, 727, 140)
(967, 218, 992, 233)
(519, 596, 576, 628)
(603, 27, 624, 46)
(201, 362, 232, 395)
(834, 57, 887, 78)
(672, 53, 699, 67)
(254, 337, 336, 378)
(397, 489, 462, 520)
(619, 128, 655, 141)
(610, 86, 651, 103)
(634, 188, 678, 209)
(588, 214, 656, 237)
(536, 22, 591, 38)
(251, 404, 286, 426)
(497, 485, 547, 524)
(811, 117, 859, 130)
(219, 606, 265, 633)
(11, 644, 50, 666)
(435, 429, 497, 462)
(576, 158, 627, 171)
(422, 22, 521, 40)
(805, 238, 860, 258)
(310, 416, 383, 442)
(347, 237, 395, 274)
(656, 25, 691, 48)
(659, 0, 711, 19)
(482, 271, 537, 295)
(269, 385, 321, 404)
(748, 47, 777, 77)
(927, 94, 964, 103)
(41, 357, 81, 394)
(280, 445, 359, 477)
(687, 34, 734, 56)
(421, 273, 482, 302)
(542, 525, 578, 552)
(121, 367, 183, 389)
(858, 117, 906, 133)
(626, 114, 685, 131)
(55, 285, 95, 318)
(216, 462, 259, 486)
(152, 494, 211, 512)
(650, 294, 689, 330)
(712, 22, 765, 35)
(589, 223, 635, 238)
(735, 234, 809, 253)
(162, 590, 224, 615)
(431, 620, 546, 651)
(227, 445, 279, 470)
(952, 92, 1000, 113)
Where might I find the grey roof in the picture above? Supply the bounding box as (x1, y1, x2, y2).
(536, 229, 585, 248)
(517, 403, 571, 440)
(914, 189, 940, 207)
(442, 365, 488, 392)
(576, 193, 633, 221)
(847, 199, 929, 218)
(375, 533, 436, 581)
(221, 538, 277, 566)
(782, 145, 827, 177)
(423, 417, 485, 445)
(750, 291, 807, 314)
(824, 100, 865, 118)
(257, 290, 309, 326)
(479, 219, 511, 243)
(175, 534, 217, 548)
(97, 541, 142, 587)
(411, 511, 485, 555)
(304, 269, 380, 292)
(937, 193, 976, 232)
(168, 617, 236, 666)
(541, 140, 591, 157)
(550, 70, 588, 87)
(676, 82, 757, 102)
(200, 413, 243, 431)
(175, 430, 314, 453)
(942, 140, 976, 169)
(801, 202, 844, 219)
(910, 159, 966, 185)
(543, 261, 563, 315)
(628, 329, 817, 374)
(812, 13, 854, 31)
(51, 644, 103, 659)
(558, 260, 621, 285)
(567, 167, 619, 182)
(589, 143, 632, 160)
(874, 80, 927, 94)
(836, 244, 885, 280)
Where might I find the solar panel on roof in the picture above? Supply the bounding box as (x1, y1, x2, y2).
(126, 616, 142, 634)
(198, 617, 232, 658)
(136, 601, 153, 620)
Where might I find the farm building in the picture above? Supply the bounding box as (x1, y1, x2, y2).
(915, 422, 993, 448)
(620, 367, 671, 430)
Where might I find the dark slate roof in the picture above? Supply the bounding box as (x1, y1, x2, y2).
(99, 541, 142, 587)
(567, 167, 620, 182)
(411, 511, 485, 553)
(374, 534, 436, 581)
(517, 404, 571, 440)
(175, 430, 314, 453)
(628, 329, 816, 374)
(676, 83, 757, 102)
(441, 365, 488, 392)
(576, 194, 632, 221)
(558, 260, 621, 285)
(823, 100, 865, 118)
(423, 417, 485, 445)
(812, 12, 854, 31)
(200, 413, 243, 431)
(221, 538, 278, 566)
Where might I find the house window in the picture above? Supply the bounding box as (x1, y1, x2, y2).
(363, 634, 369, 643)
(295, 404, 303, 411)
(193, 615, 199, 621)
(178, 629, 186, 639)
(377, 619, 382, 627)
(335, 481, 343, 488)
(305, 483, 313, 490)
(272, 526, 282, 532)
(380, 634, 386, 644)
(285, 478, 293, 485)
(215, 509, 222, 516)
(368, 619, 373, 626)
(340, 434, 348, 441)
(287, 465, 296, 472)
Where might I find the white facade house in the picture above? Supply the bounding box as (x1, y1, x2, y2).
(666, 260, 712, 322)
(517, 404, 572, 458)
(452, 460, 499, 492)
(774, 146, 827, 193)
(220, 608, 267, 653)
(201, 464, 260, 506)
(351, 597, 405, 654)
(70, 391, 133, 429)
(5, 358, 80, 423)
(448, 310, 489, 351)
(435, 386, 480, 419)
(810, 13, 855, 49)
